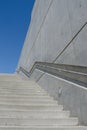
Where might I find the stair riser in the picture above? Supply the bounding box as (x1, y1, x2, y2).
(0, 87, 42, 91)
(0, 94, 53, 99)
(0, 90, 46, 93)
(0, 75, 21, 81)
(0, 88, 44, 91)
(0, 118, 78, 126)
(0, 127, 86, 130)
(0, 86, 43, 89)
(0, 99, 56, 102)
(0, 111, 70, 118)
(0, 83, 39, 87)
(0, 96, 53, 100)
(0, 101, 58, 104)
(0, 87, 45, 91)
(0, 105, 63, 110)
(0, 102, 58, 105)
(0, 92, 48, 96)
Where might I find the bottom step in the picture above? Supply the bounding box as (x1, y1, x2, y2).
(0, 126, 86, 130)
(0, 118, 78, 126)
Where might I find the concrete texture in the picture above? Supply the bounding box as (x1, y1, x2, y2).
(0, 74, 84, 129)
(17, 0, 87, 126)
(38, 73, 87, 125)
(29, 69, 44, 82)
(55, 23, 87, 66)
(17, 0, 87, 70)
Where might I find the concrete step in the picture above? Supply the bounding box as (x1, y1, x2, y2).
(0, 103, 61, 107)
(0, 90, 48, 95)
(0, 101, 58, 106)
(0, 74, 22, 81)
(0, 86, 44, 89)
(0, 81, 39, 86)
(0, 85, 44, 89)
(0, 96, 54, 103)
(0, 85, 43, 90)
(0, 104, 63, 110)
(0, 92, 48, 96)
(0, 109, 64, 112)
(0, 110, 70, 118)
(0, 87, 42, 91)
(0, 95, 53, 100)
(0, 98, 57, 102)
(0, 85, 42, 89)
(0, 88, 45, 93)
(0, 118, 78, 126)
(0, 96, 53, 101)
(0, 100, 58, 105)
(0, 126, 86, 130)
(0, 86, 43, 91)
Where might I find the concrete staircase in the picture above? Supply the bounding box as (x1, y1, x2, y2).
(0, 74, 86, 130)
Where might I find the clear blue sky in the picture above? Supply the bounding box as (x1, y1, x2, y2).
(0, 0, 35, 73)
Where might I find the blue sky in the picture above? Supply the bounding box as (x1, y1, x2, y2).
(0, 0, 35, 73)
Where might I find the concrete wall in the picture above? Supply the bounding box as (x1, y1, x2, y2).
(17, 0, 87, 125)
(37, 72, 87, 125)
(18, 0, 87, 70)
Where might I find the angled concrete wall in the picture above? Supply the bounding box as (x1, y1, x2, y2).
(17, 0, 87, 125)
(18, 0, 87, 71)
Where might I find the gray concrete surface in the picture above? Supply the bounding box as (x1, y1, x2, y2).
(0, 74, 84, 129)
(55, 23, 87, 66)
(37, 73, 87, 125)
(29, 69, 44, 82)
(17, 0, 87, 70)
(17, 0, 87, 126)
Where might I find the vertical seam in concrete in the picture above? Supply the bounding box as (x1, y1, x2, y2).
(53, 0, 72, 63)
(25, 0, 53, 66)
(66, 0, 73, 38)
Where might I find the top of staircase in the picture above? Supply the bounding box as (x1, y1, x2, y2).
(0, 74, 22, 81)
